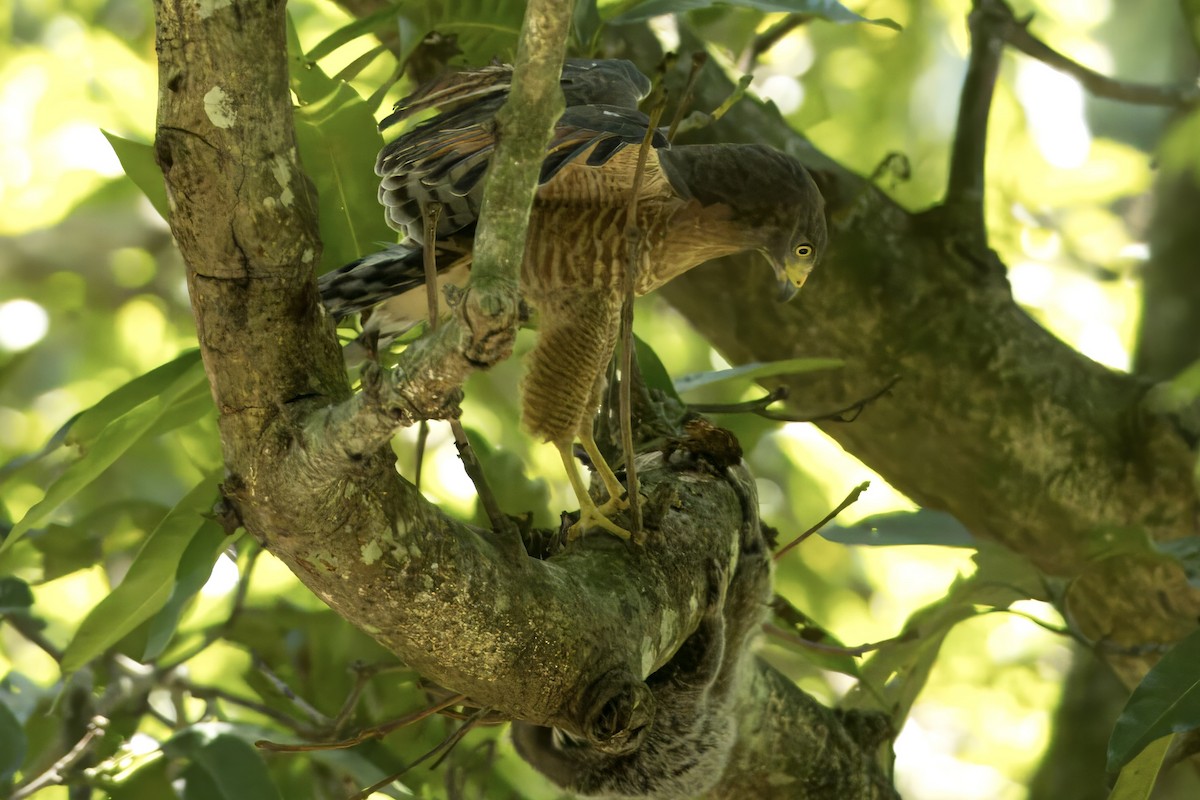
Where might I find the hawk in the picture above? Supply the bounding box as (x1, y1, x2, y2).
(320, 59, 827, 540)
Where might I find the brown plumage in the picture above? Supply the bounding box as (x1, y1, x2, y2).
(320, 60, 827, 540)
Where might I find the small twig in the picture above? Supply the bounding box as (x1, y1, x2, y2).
(688, 386, 789, 414)
(756, 377, 899, 424)
(415, 420, 429, 490)
(764, 622, 910, 658)
(347, 705, 491, 800)
(447, 419, 517, 540)
(176, 679, 312, 733)
(670, 73, 754, 137)
(945, 0, 1008, 233)
(740, 13, 812, 70)
(333, 662, 412, 735)
(257, 693, 468, 753)
(1005, 7, 1199, 107)
(253, 654, 332, 729)
(774, 481, 870, 560)
(11, 716, 108, 800)
(3, 612, 64, 662)
(666, 52, 707, 142)
(619, 88, 668, 541)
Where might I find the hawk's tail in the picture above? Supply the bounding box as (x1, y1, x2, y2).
(318, 243, 426, 319)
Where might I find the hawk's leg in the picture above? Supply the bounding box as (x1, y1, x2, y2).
(578, 427, 629, 515)
(557, 442, 631, 541)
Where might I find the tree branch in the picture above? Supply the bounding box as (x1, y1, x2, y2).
(657, 31, 1200, 690)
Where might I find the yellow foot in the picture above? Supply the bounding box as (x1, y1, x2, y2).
(567, 502, 632, 542)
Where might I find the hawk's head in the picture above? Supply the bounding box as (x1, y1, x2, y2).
(660, 143, 827, 301)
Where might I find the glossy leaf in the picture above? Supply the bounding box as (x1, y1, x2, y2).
(143, 520, 233, 661)
(103, 131, 171, 220)
(1107, 733, 1172, 800)
(2, 362, 209, 554)
(612, 0, 901, 30)
(67, 350, 203, 448)
(1109, 626, 1200, 771)
(306, 4, 399, 61)
(287, 16, 393, 270)
(633, 333, 682, 403)
(60, 473, 223, 676)
(674, 357, 843, 393)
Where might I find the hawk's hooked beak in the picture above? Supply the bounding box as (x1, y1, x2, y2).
(769, 254, 812, 303)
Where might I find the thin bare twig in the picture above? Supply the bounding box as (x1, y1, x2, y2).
(688, 386, 789, 414)
(945, 0, 1008, 230)
(3, 613, 64, 662)
(740, 14, 812, 71)
(667, 52, 708, 142)
(257, 693, 468, 752)
(347, 705, 491, 800)
(774, 481, 870, 560)
(253, 655, 332, 729)
(764, 622, 910, 658)
(1004, 7, 1200, 107)
(756, 377, 900, 424)
(619, 87, 668, 541)
(11, 716, 108, 800)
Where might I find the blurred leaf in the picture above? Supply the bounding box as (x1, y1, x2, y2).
(61, 473, 223, 677)
(0, 698, 25, 788)
(573, 0, 602, 52)
(1159, 107, 1200, 184)
(389, 0, 524, 67)
(165, 723, 283, 800)
(1109, 626, 1200, 771)
(822, 509, 976, 548)
(307, 4, 399, 61)
(103, 132, 170, 220)
(287, 16, 394, 270)
(674, 357, 843, 393)
(633, 333, 682, 403)
(612, 0, 901, 30)
(143, 521, 232, 661)
(1107, 733, 1172, 800)
(68, 350, 203, 448)
(0, 577, 33, 615)
(2, 360, 208, 554)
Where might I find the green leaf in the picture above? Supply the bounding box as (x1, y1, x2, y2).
(102, 131, 171, 220)
(60, 473, 223, 677)
(821, 509, 976, 548)
(1107, 733, 1173, 800)
(287, 16, 394, 271)
(612, 0, 901, 30)
(143, 520, 232, 661)
(67, 350, 203, 448)
(633, 333, 682, 403)
(0, 698, 26, 788)
(674, 357, 843, 393)
(306, 4, 400, 61)
(1108, 626, 1200, 771)
(0, 577, 33, 615)
(2, 360, 209, 554)
(573, 0, 603, 52)
(165, 724, 283, 800)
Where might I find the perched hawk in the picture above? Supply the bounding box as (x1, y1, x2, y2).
(320, 59, 827, 540)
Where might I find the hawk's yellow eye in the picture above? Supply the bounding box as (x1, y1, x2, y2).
(795, 244, 813, 258)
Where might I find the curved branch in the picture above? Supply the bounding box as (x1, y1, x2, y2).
(659, 40, 1200, 690)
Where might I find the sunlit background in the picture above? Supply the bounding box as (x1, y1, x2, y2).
(0, 0, 1184, 797)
